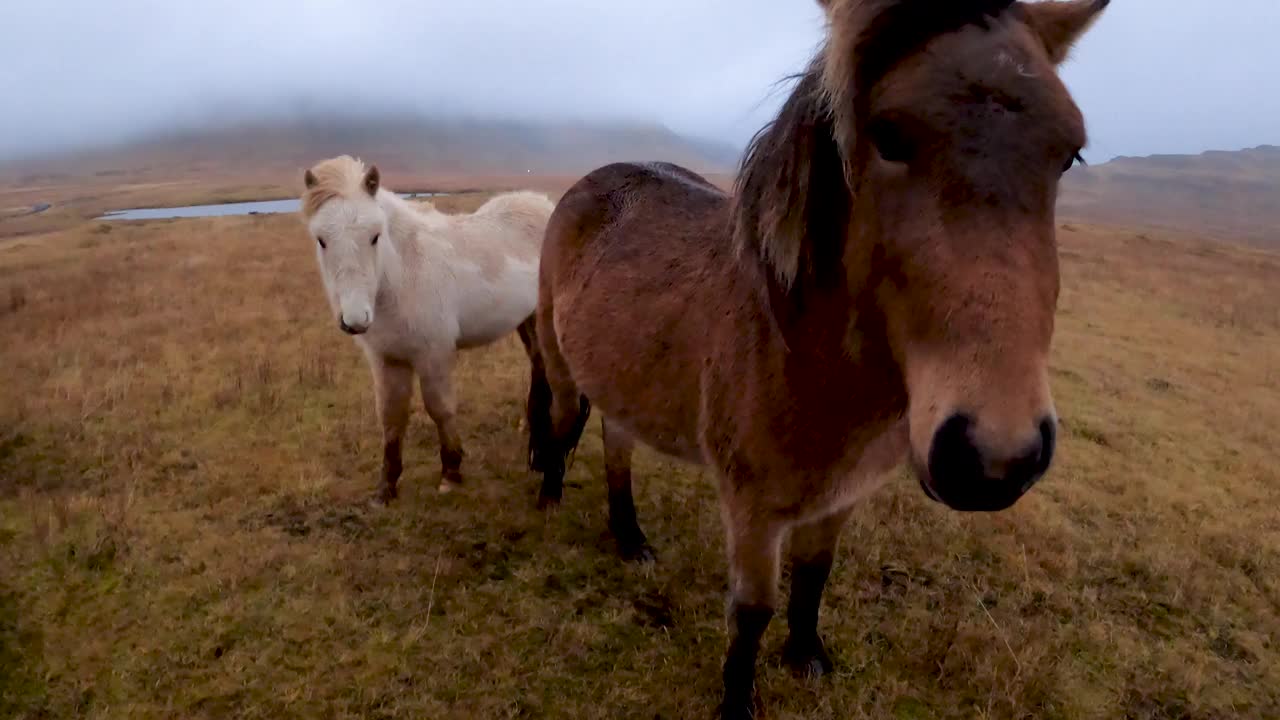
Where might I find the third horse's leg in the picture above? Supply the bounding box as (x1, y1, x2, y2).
(531, 322, 590, 510)
(516, 315, 542, 467)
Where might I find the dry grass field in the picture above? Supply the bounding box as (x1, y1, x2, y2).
(1, 193, 1278, 719)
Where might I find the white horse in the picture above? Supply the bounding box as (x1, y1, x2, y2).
(300, 155, 553, 503)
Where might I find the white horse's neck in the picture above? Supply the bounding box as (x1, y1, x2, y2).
(371, 191, 450, 310)
(377, 191, 451, 253)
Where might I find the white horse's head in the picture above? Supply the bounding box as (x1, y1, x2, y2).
(301, 156, 389, 336)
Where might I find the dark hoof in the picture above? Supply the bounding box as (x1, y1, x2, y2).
(371, 485, 398, 508)
(537, 475, 563, 510)
(619, 541, 657, 564)
(439, 469, 464, 493)
(782, 635, 834, 679)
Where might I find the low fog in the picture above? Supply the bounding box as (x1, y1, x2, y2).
(2, 0, 1277, 162)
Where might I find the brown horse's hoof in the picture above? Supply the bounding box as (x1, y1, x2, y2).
(370, 484, 398, 508)
(782, 635, 834, 679)
(438, 471, 463, 494)
(619, 541, 657, 564)
(718, 692, 760, 720)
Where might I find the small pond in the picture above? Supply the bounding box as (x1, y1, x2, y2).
(97, 193, 450, 221)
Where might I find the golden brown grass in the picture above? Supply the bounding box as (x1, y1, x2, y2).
(1, 203, 1278, 719)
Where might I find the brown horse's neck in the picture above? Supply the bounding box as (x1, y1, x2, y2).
(719, 247, 905, 474)
(770, 243, 903, 400)
(731, 76, 910, 443)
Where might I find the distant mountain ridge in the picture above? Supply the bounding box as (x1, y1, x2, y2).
(0, 115, 742, 187)
(5, 120, 1275, 249)
(1059, 145, 1280, 246)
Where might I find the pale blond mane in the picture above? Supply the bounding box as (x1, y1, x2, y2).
(301, 155, 369, 218)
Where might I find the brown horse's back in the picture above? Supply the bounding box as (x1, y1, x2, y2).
(537, 162, 737, 462)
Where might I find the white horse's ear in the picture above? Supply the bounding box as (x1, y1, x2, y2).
(363, 166, 380, 196)
(304, 169, 318, 189)
(1020, 0, 1110, 64)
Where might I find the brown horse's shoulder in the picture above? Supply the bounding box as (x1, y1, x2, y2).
(634, 162, 721, 192)
(549, 162, 729, 252)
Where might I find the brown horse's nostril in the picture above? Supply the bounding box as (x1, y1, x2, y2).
(924, 415, 1055, 512)
(1026, 418, 1056, 488)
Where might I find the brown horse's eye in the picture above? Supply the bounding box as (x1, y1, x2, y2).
(1063, 150, 1085, 174)
(868, 116, 914, 164)
(317, 236, 327, 249)
(371, 233, 379, 246)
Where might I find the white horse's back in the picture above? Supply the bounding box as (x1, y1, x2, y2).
(409, 191, 553, 349)
(467, 191, 556, 258)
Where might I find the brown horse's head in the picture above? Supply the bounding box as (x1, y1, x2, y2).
(735, 0, 1109, 512)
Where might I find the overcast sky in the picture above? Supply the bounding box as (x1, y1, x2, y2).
(1, 0, 1276, 162)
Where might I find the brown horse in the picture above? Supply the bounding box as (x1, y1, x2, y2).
(528, 0, 1110, 717)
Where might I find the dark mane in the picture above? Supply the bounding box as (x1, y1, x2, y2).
(732, 0, 1019, 291)
(732, 63, 848, 293)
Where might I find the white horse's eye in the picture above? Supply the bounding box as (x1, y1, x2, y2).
(317, 236, 327, 249)
(371, 233, 380, 246)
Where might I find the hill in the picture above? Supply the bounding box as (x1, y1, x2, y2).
(0, 116, 741, 238)
(1060, 145, 1280, 247)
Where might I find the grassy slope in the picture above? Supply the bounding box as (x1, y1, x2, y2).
(1, 201, 1278, 719)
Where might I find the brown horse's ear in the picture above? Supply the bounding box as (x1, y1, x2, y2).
(1021, 0, 1111, 64)
(363, 165, 380, 196)
(304, 169, 318, 189)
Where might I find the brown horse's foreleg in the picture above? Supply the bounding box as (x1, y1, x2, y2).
(371, 357, 414, 505)
(418, 354, 464, 493)
(721, 506, 784, 720)
(782, 508, 853, 679)
(601, 417, 654, 562)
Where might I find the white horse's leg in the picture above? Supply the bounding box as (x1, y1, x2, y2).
(371, 355, 414, 505)
(417, 351, 464, 493)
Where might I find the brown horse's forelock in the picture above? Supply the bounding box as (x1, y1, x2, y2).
(732, 0, 1019, 293)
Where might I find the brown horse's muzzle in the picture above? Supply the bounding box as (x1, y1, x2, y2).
(920, 413, 1056, 512)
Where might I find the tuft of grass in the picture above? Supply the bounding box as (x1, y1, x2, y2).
(0, 586, 50, 719)
(0, 208, 1278, 719)
(2, 283, 25, 316)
